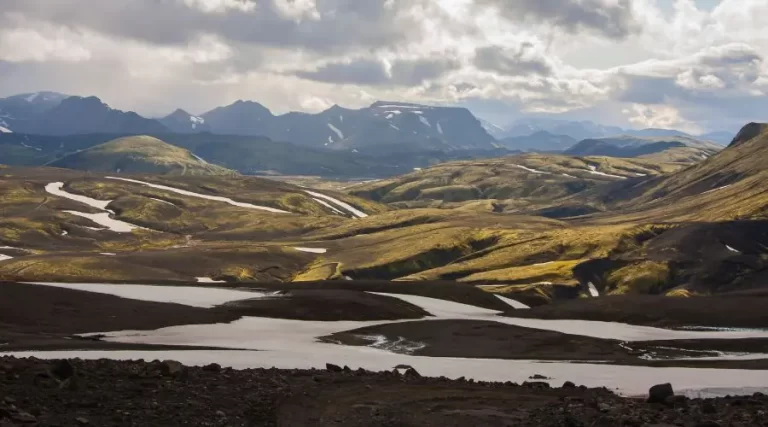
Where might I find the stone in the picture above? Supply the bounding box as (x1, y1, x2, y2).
(597, 403, 612, 413)
(562, 381, 576, 389)
(11, 412, 37, 424)
(701, 402, 717, 414)
(202, 363, 222, 373)
(159, 360, 186, 377)
(325, 363, 342, 373)
(404, 368, 421, 379)
(529, 374, 550, 380)
(50, 359, 76, 380)
(76, 417, 90, 425)
(647, 383, 675, 404)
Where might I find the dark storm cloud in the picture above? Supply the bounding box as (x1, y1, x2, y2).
(294, 57, 460, 86)
(476, 0, 640, 39)
(0, 0, 421, 54)
(473, 44, 553, 76)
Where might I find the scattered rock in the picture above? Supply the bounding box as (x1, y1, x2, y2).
(203, 363, 222, 373)
(404, 368, 421, 379)
(597, 403, 612, 412)
(529, 374, 550, 380)
(325, 363, 342, 373)
(76, 416, 90, 425)
(11, 412, 37, 424)
(647, 383, 675, 404)
(159, 360, 186, 377)
(50, 359, 76, 380)
(523, 381, 550, 389)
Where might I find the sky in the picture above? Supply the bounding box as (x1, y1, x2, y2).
(1, 0, 767, 133)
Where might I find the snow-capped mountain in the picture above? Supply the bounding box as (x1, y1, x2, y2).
(201, 100, 497, 151)
(20, 96, 168, 135)
(478, 118, 506, 139)
(0, 91, 70, 132)
(159, 109, 210, 133)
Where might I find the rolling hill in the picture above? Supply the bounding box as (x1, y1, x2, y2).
(49, 136, 235, 176)
(564, 135, 721, 160)
(348, 153, 686, 209)
(498, 131, 577, 152)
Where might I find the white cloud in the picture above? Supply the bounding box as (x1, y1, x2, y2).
(181, 0, 257, 13)
(272, 0, 320, 21)
(0, 21, 91, 62)
(623, 103, 699, 133)
(1, 0, 768, 131)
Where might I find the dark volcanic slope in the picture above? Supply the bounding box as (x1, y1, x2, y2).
(322, 319, 629, 361)
(222, 289, 430, 321)
(505, 294, 768, 328)
(2, 356, 767, 427)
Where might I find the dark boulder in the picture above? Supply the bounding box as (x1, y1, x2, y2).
(647, 383, 674, 403)
(325, 363, 342, 373)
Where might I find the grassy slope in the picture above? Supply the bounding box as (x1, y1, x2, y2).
(348, 154, 686, 211)
(0, 166, 386, 282)
(2, 125, 767, 301)
(49, 135, 235, 176)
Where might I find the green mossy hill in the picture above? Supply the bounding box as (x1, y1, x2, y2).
(348, 153, 686, 207)
(49, 136, 236, 176)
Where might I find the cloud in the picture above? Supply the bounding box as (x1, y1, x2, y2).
(294, 57, 460, 86)
(473, 43, 554, 76)
(623, 103, 699, 133)
(181, 0, 257, 14)
(475, 0, 641, 39)
(1, 0, 768, 133)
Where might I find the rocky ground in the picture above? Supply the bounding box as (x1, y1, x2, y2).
(2, 356, 767, 426)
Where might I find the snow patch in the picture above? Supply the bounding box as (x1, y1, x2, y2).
(100, 253, 117, 256)
(304, 190, 367, 218)
(0, 254, 12, 262)
(586, 165, 625, 179)
(562, 173, 576, 178)
(588, 282, 600, 297)
(46, 182, 112, 210)
(703, 185, 731, 195)
(191, 153, 209, 164)
(312, 197, 345, 215)
(389, 124, 400, 130)
(725, 245, 740, 254)
(377, 104, 429, 109)
(25, 92, 40, 102)
(293, 247, 328, 254)
(149, 197, 176, 206)
(106, 177, 291, 214)
(437, 122, 444, 135)
(189, 116, 204, 124)
(63, 211, 137, 233)
(20, 142, 40, 151)
(327, 123, 344, 140)
(514, 164, 548, 174)
(419, 116, 431, 127)
(495, 295, 530, 309)
(196, 277, 226, 284)
(0, 126, 12, 133)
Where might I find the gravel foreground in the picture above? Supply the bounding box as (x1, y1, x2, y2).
(1, 356, 767, 426)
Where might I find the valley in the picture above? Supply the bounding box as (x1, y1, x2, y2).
(1, 95, 767, 425)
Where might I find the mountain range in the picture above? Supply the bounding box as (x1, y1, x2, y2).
(0, 91, 734, 153)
